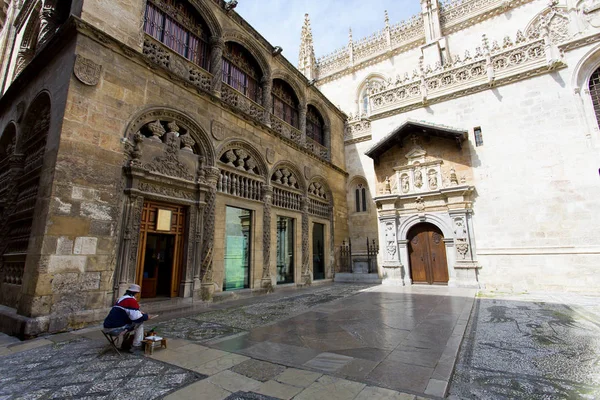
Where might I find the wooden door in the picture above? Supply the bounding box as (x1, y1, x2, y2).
(136, 201, 186, 298)
(408, 223, 449, 285)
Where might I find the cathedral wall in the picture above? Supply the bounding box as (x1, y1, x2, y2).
(444, 0, 547, 59)
(363, 45, 600, 292)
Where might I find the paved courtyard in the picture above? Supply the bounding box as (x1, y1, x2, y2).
(1, 284, 599, 399)
(449, 292, 600, 399)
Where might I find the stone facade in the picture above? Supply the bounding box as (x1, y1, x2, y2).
(306, 0, 600, 292)
(0, 0, 348, 336)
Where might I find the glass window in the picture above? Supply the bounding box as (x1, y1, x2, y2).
(306, 105, 325, 145)
(272, 80, 299, 128)
(474, 127, 483, 147)
(276, 216, 294, 284)
(224, 206, 252, 291)
(362, 188, 367, 211)
(143, 0, 210, 70)
(355, 188, 360, 212)
(222, 42, 262, 103)
(589, 67, 600, 128)
(313, 223, 325, 280)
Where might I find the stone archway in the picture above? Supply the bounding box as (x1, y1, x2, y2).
(407, 223, 449, 285)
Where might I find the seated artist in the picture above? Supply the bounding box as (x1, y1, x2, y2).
(103, 284, 152, 353)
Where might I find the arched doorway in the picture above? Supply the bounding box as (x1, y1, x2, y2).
(408, 223, 449, 285)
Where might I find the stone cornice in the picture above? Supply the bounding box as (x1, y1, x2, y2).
(439, 0, 536, 35)
(70, 17, 348, 177)
(344, 135, 372, 146)
(314, 0, 537, 85)
(559, 32, 600, 53)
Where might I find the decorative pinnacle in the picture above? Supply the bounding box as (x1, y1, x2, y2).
(348, 28, 353, 44)
(384, 10, 390, 28)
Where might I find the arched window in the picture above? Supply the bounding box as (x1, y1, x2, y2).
(272, 79, 299, 128)
(143, 0, 210, 70)
(306, 105, 325, 145)
(222, 42, 262, 103)
(589, 66, 600, 127)
(357, 77, 384, 117)
(355, 183, 367, 212)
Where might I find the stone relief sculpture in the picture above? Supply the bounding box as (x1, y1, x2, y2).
(384, 176, 392, 194)
(450, 168, 459, 186)
(428, 170, 438, 190)
(401, 174, 410, 193)
(414, 168, 423, 188)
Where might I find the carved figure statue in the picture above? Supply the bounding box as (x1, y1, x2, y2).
(384, 176, 392, 194)
(450, 168, 459, 186)
(414, 169, 423, 188)
(401, 175, 410, 193)
(428, 170, 438, 190)
(454, 218, 467, 239)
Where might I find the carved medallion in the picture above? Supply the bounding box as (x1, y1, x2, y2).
(304, 166, 311, 179)
(211, 120, 225, 141)
(266, 148, 275, 164)
(74, 55, 102, 86)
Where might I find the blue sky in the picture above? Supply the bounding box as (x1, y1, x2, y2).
(236, 0, 421, 66)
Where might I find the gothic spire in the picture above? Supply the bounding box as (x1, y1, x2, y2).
(298, 13, 317, 80)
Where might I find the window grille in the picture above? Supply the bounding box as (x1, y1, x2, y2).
(474, 127, 483, 147)
(143, 0, 210, 70)
(222, 42, 262, 103)
(307, 105, 325, 145)
(272, 80, 299, 128)
(589, 67, 600, 128)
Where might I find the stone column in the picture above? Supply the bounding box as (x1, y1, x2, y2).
(261, 75, 273, 127)
(192, 202, 203, 296)
(449, 210, 480, 288)
(379, 213, 402, 285)
(261, 185, 274, 289)
(201, 167, 219, 300)
(398, 239, 410, 285)
(38, 0, 59, 47)
(298, 101, 307, 144)
(301, 196, 311, 285)
(209, 36, 225, 98)
(116, 195, 144, 299)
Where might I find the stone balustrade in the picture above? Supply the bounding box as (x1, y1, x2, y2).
(142, 36, 212, 93)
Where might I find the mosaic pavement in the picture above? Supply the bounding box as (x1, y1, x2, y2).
(148, 284, 375, 341)
(0, 338, 204, 400)
(449, 293, 600, 399)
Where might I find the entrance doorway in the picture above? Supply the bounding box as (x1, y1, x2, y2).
(407, 223, 449, 285)
(224, 206, 252, 291)
(136, 201, 186, 298)
(313, 223, 325, 280)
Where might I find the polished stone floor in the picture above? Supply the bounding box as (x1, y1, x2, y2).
(449, 292, 600, 399)
(207, 285, 476, 396)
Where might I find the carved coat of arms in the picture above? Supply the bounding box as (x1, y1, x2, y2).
(74, 55, 102, 86)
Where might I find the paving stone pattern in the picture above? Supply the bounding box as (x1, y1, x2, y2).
(449, 293, 600, 399)
(0, 339, 204, 400)
(149, 284, 375, 340)
(224, 392, 280, 400)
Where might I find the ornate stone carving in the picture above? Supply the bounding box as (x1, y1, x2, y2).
(219, 148, 261, 176)
(304, 166, 311, 179)
(301, 197, 310, 275)
(180, 135, 195, 152)
(38, 0, 59, 46)
(416, 196, 425, 211)
(428, 170, 438, 190)
(308, 182, 327, 200)
(211, 120, 225, 141)
(147, 120, 166, 141)
(138, 182, 194, 200)
(74, 55, 102, 86)
(201, 167, 220, 283)
(145, 135, 194, 181)
(414, 168, 423, 188)
(262, 185, 273, 280)
(401, 174, 410, 193)
(266, 148, 275, 164)
(271, 167, 300, 189)
(456, 239, 469, 260)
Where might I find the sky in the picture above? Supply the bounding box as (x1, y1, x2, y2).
(236, 0, 421, 66)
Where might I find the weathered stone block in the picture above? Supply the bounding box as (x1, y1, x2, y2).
(48, 256, 87, 274)
(56, 237, 74, 255)
(80, 203, 113, 221)
(74, 237, 98, 255)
